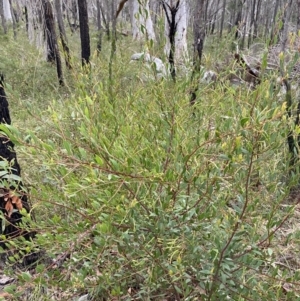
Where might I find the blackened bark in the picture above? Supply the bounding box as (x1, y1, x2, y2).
(43, 0, 64, 85)
(44, 1, 55, 63)
(0, 75, 10, 124)
(96, 0, 102, 52)
(0, 75, 34, 249)
(161, 0, 180, 82)
(77, 0, 90, 66)
(24, 6, 28, 32)
(55, 0, 72, 69)
(298, 0, 300, 31)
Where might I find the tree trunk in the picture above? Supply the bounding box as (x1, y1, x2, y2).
(298, 0, 300, 31)
(109, 0, 117, 102)
(0, 0, 7, 34)
(130, 0, 155, 41)
(210, 0, 220, 35)
(190, 0, 206, 105)
(280, 0, 293, 52)
(24, 5, 28, 32)
(100, 1, 110, 39)
(240, 4, 248, 49)
(0, 75, 35, 261)
(219, 0, 227, 37)
(253, 0, 262, 39)
(163, 0, 187, 66)
(96, 0, 102, 52)
(77, 0, 90, 66)
(8, 0, 16, 38)
(234, 0, 245, 40)
(71, 0, 78, 29)
(247, 0, 256, 47)
(43, 0, 64, 85)
(270, 0, 280, 43)
(162, 0, 179, 81)
(3, 0, 11, 19)
(55, 0, 72, 69)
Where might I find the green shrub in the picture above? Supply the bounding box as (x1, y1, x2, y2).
(1, 31, 300, 301)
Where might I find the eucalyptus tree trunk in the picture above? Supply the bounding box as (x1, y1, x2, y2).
(3, 0, 11, 21)
(161, 0, 179, 81)
(280, 0, 293, 52)
(190, 0, 207, 106)
(77, 0, 90, 66)
(210, 0, 220, 34)
(55, 0, 72, 69)
(0, 0, 7, 34)
(24, 5, 28, 32)
(130, 0, 155, 41)
(43, 0, 64, 85)
(96, 0, 102, 52)
(162, 0, 188, 74)
(253, 0, 262, 39)
(270, 0, 280, 43)
(234, 0, 245, 40)
(298, 0, 300, 31)
(247, 0, 256, 47)
(71, 0, 78, 29)
(240, 2, 248, 49)
(109, 0, 117, 103)
(97, 0, 109, 39)
(8, 0, 16, 38)
(219, 0, 227, 37)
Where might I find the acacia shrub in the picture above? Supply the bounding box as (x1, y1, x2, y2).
(5, 58, 300, 300)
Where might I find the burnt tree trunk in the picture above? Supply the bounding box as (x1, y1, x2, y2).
(24, 5, 28, 32)
(78, 0, 90, 66)
(55, 0, 72, 69)
(234, 0, 245, 40)
(161, 0, 180, 82)
(44, 1, 55, 63)
(43, 0, 64, 85)
(0, 75, 33, 247)
(96, 0, 102, 52)
(298, 0, 300, 31)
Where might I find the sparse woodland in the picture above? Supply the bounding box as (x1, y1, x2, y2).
(0, 0, 300, 300)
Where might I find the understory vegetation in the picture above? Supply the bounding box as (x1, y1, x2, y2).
(1, 27, 300, 300)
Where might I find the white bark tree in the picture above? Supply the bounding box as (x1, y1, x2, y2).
(3, 0, 11, 20)
(163, 0, 188, 65)
(130, 0, 155, 41)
